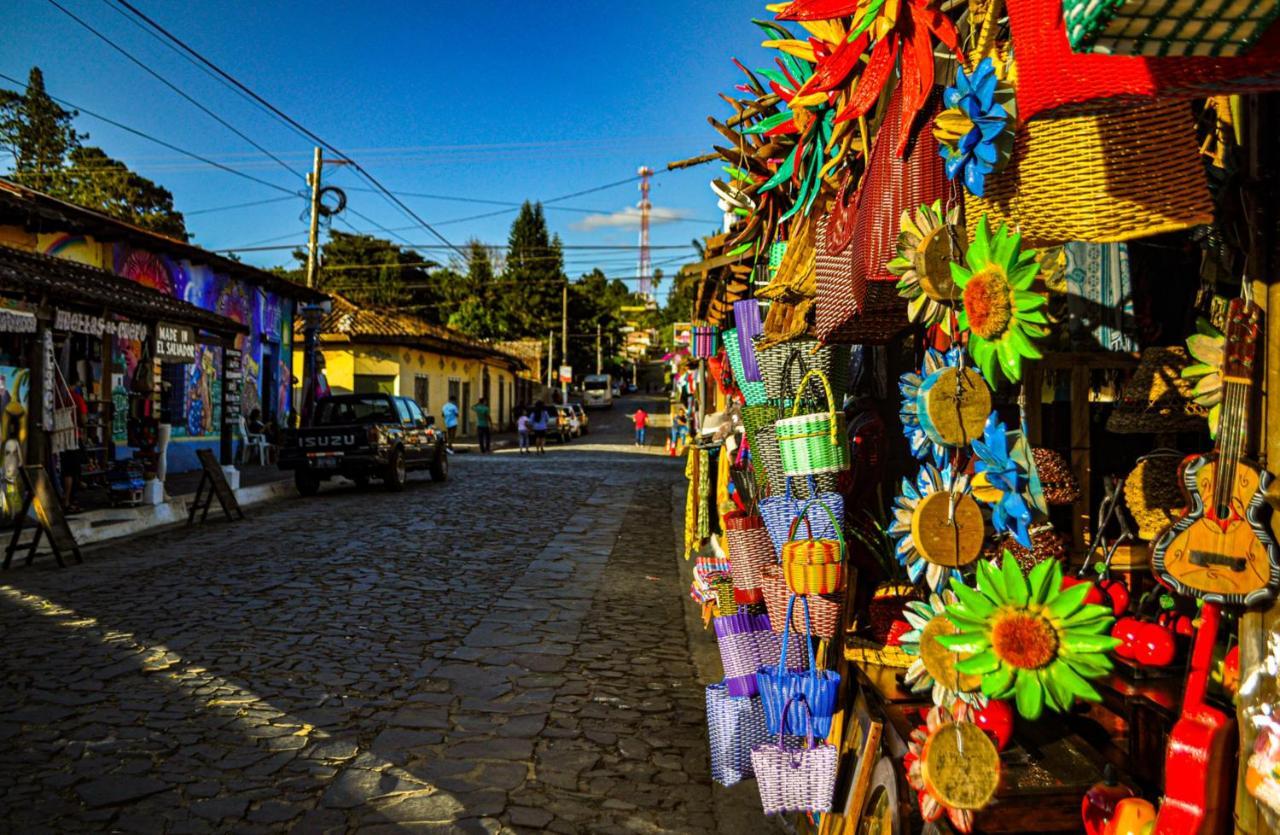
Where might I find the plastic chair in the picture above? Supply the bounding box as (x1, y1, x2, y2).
(238, 415, 270, 466)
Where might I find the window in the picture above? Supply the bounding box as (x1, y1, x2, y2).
(353, 374, 396, 395)
(404, 398, 426, 425)
(393, 397, 415, 424)
(414, 374, 429, 411)
(313, 395, 395, 426)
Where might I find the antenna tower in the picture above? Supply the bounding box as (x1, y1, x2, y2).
(637, 166, 653, 300)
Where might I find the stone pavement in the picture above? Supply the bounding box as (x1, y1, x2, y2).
(0, 444, 746, 833)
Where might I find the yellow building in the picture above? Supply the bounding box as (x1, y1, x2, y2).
(293, 294, 529, 433)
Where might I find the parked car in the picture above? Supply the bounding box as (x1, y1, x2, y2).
(553, 405, 578, 442)
(279, 393, 447, 496)
(569, 403, 590, 435)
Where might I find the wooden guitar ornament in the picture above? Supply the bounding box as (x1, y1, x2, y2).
(1152, 298, 1280, 607)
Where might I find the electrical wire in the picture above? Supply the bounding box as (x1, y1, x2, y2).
(185, 195, 299, 216)
(0, 70, 302, 198)
(43, 0, 303, 185)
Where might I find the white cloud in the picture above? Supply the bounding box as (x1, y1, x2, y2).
(573, 205, 693, 231)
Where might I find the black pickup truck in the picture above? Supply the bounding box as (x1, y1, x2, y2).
(279, 393, 448, 496)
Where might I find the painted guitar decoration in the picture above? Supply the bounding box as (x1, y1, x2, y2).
(1153, 602, 1235, 835)
(1152, 298, 1280, 607)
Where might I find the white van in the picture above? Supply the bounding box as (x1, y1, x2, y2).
(582, 374, 613, 409)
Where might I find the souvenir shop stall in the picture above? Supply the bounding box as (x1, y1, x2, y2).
(0, 246, 242, 517)
(677, 1, 1280, 832)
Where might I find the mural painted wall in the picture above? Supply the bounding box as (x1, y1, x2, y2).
(2, 226, 300, 471)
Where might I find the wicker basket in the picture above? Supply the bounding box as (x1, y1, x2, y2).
(733, 298, 765, 382)
(1064, 0, 1280, 57)
(782, 498, 847, 596)
(1010, 0, 1280, 122)
(762, 564, 844, 640)
(775, 370, 850, 478)
(965, 100, 1213, 249)
(723, 329, 768, 406)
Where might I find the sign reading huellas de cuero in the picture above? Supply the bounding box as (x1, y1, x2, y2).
(155, 322, 196, 362)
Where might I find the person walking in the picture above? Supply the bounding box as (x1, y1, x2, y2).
(516, 409, 531, 454)
(473, 397, 492, 454)
(442, 395, 460, 452)
(631, 406, 649, 447)
(529, 400, 550, 455)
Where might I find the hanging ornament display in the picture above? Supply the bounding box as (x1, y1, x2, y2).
(952, 217, 1049, 385)
(901, 591, 988, 707)
(904, 704, 1000, 833)
(890, 464, 985, 592)
(934, 57, 1016, 197)
(937, 555, 1119, 720)
(889, 201, 964, 330)
(899, 347, 991, 466)
(970, 414, 1034, 548)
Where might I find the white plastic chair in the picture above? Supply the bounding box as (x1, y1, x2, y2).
(238, 415, 270, 466)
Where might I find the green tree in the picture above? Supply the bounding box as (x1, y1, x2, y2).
(0, 67, 82, 193)
(503, 201, 564, 336)
(61, 146, 187, 239)
(308, 230, 441, 316)
(446, 239, 513, 338)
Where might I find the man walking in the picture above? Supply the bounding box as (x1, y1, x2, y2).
(631, 406, 649, 447)
(473, 397, 492, 454)
(442, 395, 459, 451)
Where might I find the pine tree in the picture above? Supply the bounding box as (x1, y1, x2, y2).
(62, 147, 187, 239)
(0, 67, 83, 193)
(503, 201, 564, 337)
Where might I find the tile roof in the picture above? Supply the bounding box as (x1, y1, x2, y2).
(0, 244, 245, 334)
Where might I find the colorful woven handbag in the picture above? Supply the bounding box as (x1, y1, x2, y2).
(775, 370, 849, 478)
(756, 338, 850, 407)
(724, 511, 774, 595)
(714, 611, 806, 698)
(1009, 0, 1280, 122)
(763, 565, 844, 640)
(756, 595, 841, 738)
(750, 695, 838, 815)
(964, 100, 1214, 248)
(707, 683, 772, 787)
(691, 325, 719, 358)
(722, 329, 767, 406)
(760, 476, 844, 560)
(732, 298, 765, 382)
(782, 499, 846, 596)
(1063, 0, 1280, 57)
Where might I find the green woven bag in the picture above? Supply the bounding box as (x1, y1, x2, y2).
(774, 369, 849, 477)
(1064, 0, 1280, 57)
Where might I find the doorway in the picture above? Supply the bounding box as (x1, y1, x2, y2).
(461, 382, 472, 435)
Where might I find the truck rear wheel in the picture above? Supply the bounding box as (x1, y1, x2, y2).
(429, 446, 448, 482)
(384, 448, 407, 491)
(295, 469, 320, 497)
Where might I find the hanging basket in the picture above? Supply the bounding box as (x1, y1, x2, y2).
(775, 370, 849, 478)
(756, 595, 841, 738)
(782, 499, 846, 596)
(760, 476, 845, 561)
(754, 428, 789, 499)
(707, 684, 772, 787)
(1010, 0, 1280, 122)
(733, 299, 765, 382)
(742, 403, 783, 495)
(723, 329, 767, 406)
(750, 695, 838, 815)
(691, 326, 719, 359)
(763, 564, 844, 640)
(1063, 0, 1280, 57)
(715, 610, 806, 698)
(725, 512, 774, 593)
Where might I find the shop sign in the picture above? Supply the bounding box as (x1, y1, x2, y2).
(0, 299, 36, 333)
(223, 349, 243, 424)
(54, 309, 148, 341)
(155, 322, 196, 362)
(559, 365, 573, 384)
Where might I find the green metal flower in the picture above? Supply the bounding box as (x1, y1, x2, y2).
(936, 553, 1118, 720)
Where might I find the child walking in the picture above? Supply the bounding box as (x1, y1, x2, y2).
(517, 409, 531, 454)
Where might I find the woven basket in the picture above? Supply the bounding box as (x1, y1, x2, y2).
(965, 100, 1213, 249)
(1033, 448, 1081, 506)
(723, 329, 768, 406)
(692, 326, 719, 358)
(756, 595, 841, 739)
(782, 499, 846, 596)
(1106, 347, 1207, 433)
(1123, 452, 1186, 541)
(1010, 0, 1280, 122)
(742, 403, 783, 495)
(1064, 0, 1280, 57)
(707, 684, 772, 787)
(763, 565, 843, 640)
(756, 337, 850, 407)
(715, 611, 806, 697)
(733, 298, 765, 382)
(775, 370, 850, 478)
(760, 477, 845, 560)
(816, 87, 944, 344)
(750, 695, 838, 815)
(725, 514, 774, 593)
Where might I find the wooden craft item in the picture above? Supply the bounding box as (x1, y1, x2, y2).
(853, 756, 900, 835)
(920, 615, 983, 694)
(921, 721, 1001, 811)
(911, 491, 985, 568)
(918, 367, 991, 449)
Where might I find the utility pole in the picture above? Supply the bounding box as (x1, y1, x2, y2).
(305, 146, 323, 289)
(596, 322, 602, 375)
(546, 330, 553, 389)
(561, 279, 569, 405)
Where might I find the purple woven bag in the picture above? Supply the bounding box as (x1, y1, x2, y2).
(714, 611, 806, 697)
(733, 299, 764, 382)
(750, 695, 838, 815)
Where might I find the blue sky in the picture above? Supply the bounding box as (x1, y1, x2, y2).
(1, 0, 772, 294)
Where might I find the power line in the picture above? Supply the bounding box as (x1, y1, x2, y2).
(185, 195, 299, 216)
(0, 70, 302, 198)
(110, 0, 466, 259)
(43, 0, 303, 185)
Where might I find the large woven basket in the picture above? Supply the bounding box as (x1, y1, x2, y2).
(1063, 0, 1280, 57)
(816, 87, 944, 345)
(707, 684, 772, 787)
(775, 370, 850, 478)
(756, 338, 851, 408)
(965, 100, 1213, 248)
(742, 403, 783, 495)
(750, 696, 838, 815)
(762, 564, 844, 640)
(725, 513, 774, 593)
(1009, 0, 1280, 121)
(723, 328, 767, 406)
(732, 298, 765, 382)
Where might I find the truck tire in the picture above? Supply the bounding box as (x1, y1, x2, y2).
(429, 446, 449, 482)
(384, 448, 407, 492)
(295, 469, 320, 497)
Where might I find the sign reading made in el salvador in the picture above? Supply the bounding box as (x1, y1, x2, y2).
(155, 322, 196, 362)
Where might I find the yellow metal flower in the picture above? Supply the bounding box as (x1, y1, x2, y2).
(889, 201, 963, 330)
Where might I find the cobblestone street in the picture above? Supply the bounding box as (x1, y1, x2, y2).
(0, 401, 728, 833)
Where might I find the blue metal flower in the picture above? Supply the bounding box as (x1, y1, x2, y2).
(898, 346, 966, 467)
(971, 413, 1033, 547)
(935, 58, 1012, 198)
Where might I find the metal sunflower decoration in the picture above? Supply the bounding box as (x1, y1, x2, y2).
(901, 591, 988, 707)
(953, 216, 1049, 386)
(899, 346, 964, 466)
(937, 554, 1119, 721)
(970, 413, 1034, 548)
(889, 201, 964, 330)
(1182, 317, 1226, 439)
(889, 463, 984, 593)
